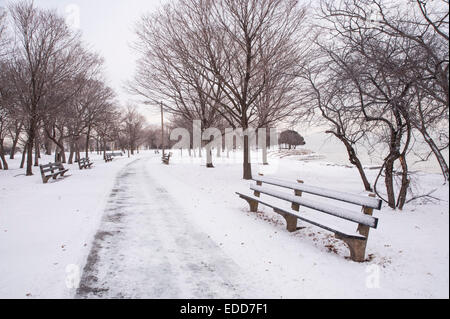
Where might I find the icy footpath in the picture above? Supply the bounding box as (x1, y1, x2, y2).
(0, 153, 150, 298)
(76, 158, 265, 298)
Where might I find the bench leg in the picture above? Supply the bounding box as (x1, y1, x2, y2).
(43, 176, 50, 184)
(274, 209, 298, 232)
(335, 234, 367, 262)
(241, 197, 258, 212)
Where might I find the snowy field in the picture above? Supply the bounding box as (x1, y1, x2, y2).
(0, 149, 448, 298)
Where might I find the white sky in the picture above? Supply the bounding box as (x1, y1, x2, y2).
(1, 0, 165, 123)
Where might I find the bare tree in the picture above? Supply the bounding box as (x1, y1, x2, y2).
(0, 7, 9, 57)
(132, 0, 308, 179)
(83, 80, 116, 158)
(121, 106, 147, 156)
(278, 130, 305, 150)
(319, 0, 449, 190)
(7, 1, 99, 175)
(0, 8, 10, 169)
(94, 104, 121, 159)
(131, 4, 228, 167)
(0, 104, 10, 169)
(299, 50, 375, 192)
(318, 0, 434, 209)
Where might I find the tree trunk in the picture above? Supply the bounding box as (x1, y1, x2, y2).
(262, 147, 268, 165)
(384, 157, 396, 209)
(206, 147, 214, 168)
(9, 122, 24, 159)
(75, 141, 80, 162)
(54, 139, 66, 163)
(243, 135, 252, 180)
(20, 144, 26, 168)
(85, 125, 91, 158)
(397, 155, 410, 210)
(34, 138, 39, 167)
(44, 136, 52, 155)
(10, 136, 19, 160)
(423, 130, 449, 181)
(26, 123, 36, 176)
(0, 139, 8, 170)
(68, 142, 74, 164)
(334, 133, 372, 192)
(26, 141, 33, 176)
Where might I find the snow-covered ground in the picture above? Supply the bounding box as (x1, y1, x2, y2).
(0, 152, 142, 298)
(0, 149, 448, 298)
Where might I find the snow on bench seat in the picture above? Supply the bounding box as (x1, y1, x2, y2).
(253, 175, 382, 210)
(236, 192, 366, 240)
(250, 185, 378, 228)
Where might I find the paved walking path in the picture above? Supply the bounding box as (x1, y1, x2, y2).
(76, 158, 254, 298)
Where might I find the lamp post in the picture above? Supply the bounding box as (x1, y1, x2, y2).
(160, 101, 165, 157)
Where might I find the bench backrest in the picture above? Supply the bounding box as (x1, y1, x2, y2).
(250, 184, 378, 228)
(106, 152, 123, 157)
(253, 175, 382, 210)
(40, 162, 64, 175)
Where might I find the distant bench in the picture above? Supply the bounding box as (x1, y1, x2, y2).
(39, 162, 69, 184)
(78, 158, 93, 170)
(162, 152, 172, 165)
(107, 152, 123, 157)
(104, 154, 113, 162)
(236, 175, 381, 262)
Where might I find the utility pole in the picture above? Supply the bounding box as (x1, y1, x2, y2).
(161, 101, 165, 157)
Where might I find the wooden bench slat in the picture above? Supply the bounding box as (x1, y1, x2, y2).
(250, 184, 378, 228)
(41, 167, 56, 173)
(39, 162, 69, 183)
(253, 175, 382, 210)
(236, 192, 366, 240)
(79, 158, 93, 169)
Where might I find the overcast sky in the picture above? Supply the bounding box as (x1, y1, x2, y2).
(1, 0, 165, 123)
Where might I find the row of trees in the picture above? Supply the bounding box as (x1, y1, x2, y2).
(301, 0, 449, 209)
(130, 0, 308, 179)
(130, 0, 448, 210)
(0, 2, 149, 174)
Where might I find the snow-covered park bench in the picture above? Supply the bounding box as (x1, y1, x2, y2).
(162, 152, 172, 165)
(78, 158, 94, 170)
(104, 154, 113, 162)
(39, 162, 69, 184)
(236, 175, 382, 262)
(108, 152, 123, 157)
